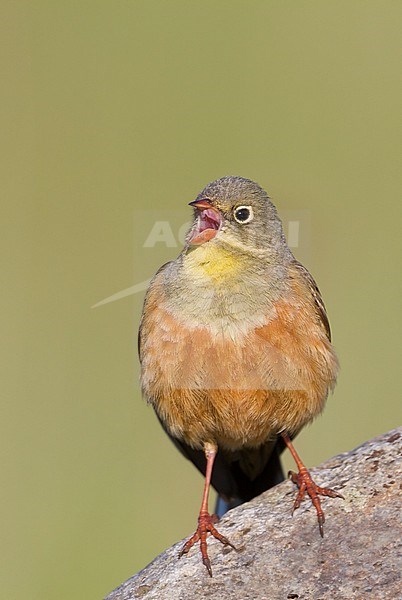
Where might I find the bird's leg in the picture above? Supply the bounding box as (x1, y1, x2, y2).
(281, 432, 344, 537)
(178, 442, 236, 576)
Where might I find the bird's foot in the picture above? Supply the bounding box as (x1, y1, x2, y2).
(178, 511, 236, 576)
(288, 467, 344, 537)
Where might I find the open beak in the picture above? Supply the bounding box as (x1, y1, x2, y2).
(188, 199, 222, 245)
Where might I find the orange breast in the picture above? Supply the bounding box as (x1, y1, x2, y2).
(140, 278, 338, 450)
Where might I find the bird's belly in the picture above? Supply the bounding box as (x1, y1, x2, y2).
(140, 300, 337, 450)
(152, 386, 310, 450)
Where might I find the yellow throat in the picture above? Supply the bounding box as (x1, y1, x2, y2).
(183, 241, 242, 284)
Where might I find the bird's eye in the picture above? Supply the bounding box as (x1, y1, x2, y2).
(233, 205, 254, 224)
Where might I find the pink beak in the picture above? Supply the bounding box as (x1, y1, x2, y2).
(188, 199, 222, 245)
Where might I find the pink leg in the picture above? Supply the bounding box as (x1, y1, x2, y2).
(178, 442, 236, 576)
(282, 433, 344, 537)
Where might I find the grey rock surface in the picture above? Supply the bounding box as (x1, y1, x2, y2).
(106, 428, 402, 600)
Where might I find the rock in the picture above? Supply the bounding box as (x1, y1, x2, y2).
(105, 428, 402, 600)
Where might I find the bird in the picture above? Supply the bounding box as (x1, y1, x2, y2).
(138, 176, 343, 576)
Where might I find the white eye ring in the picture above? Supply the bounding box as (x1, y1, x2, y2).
(233, 205, 254, 224)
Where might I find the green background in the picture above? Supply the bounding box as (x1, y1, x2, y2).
(1, 2, 401, 599)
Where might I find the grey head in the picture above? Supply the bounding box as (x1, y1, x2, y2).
(186, 176, 290, 257)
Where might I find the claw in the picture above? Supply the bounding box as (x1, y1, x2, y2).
(203, 556, 212, 577)
(289, 467, 343, 535)
(178, 512, 236, 576)
(178, 530, 200, 558)
(318, 513, 324, 537)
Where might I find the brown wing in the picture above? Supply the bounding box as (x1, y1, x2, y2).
(290, 260, 332, 342)
(138, 262, 171, 362)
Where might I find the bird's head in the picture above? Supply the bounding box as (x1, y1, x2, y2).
(186, 176, 287, 256)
